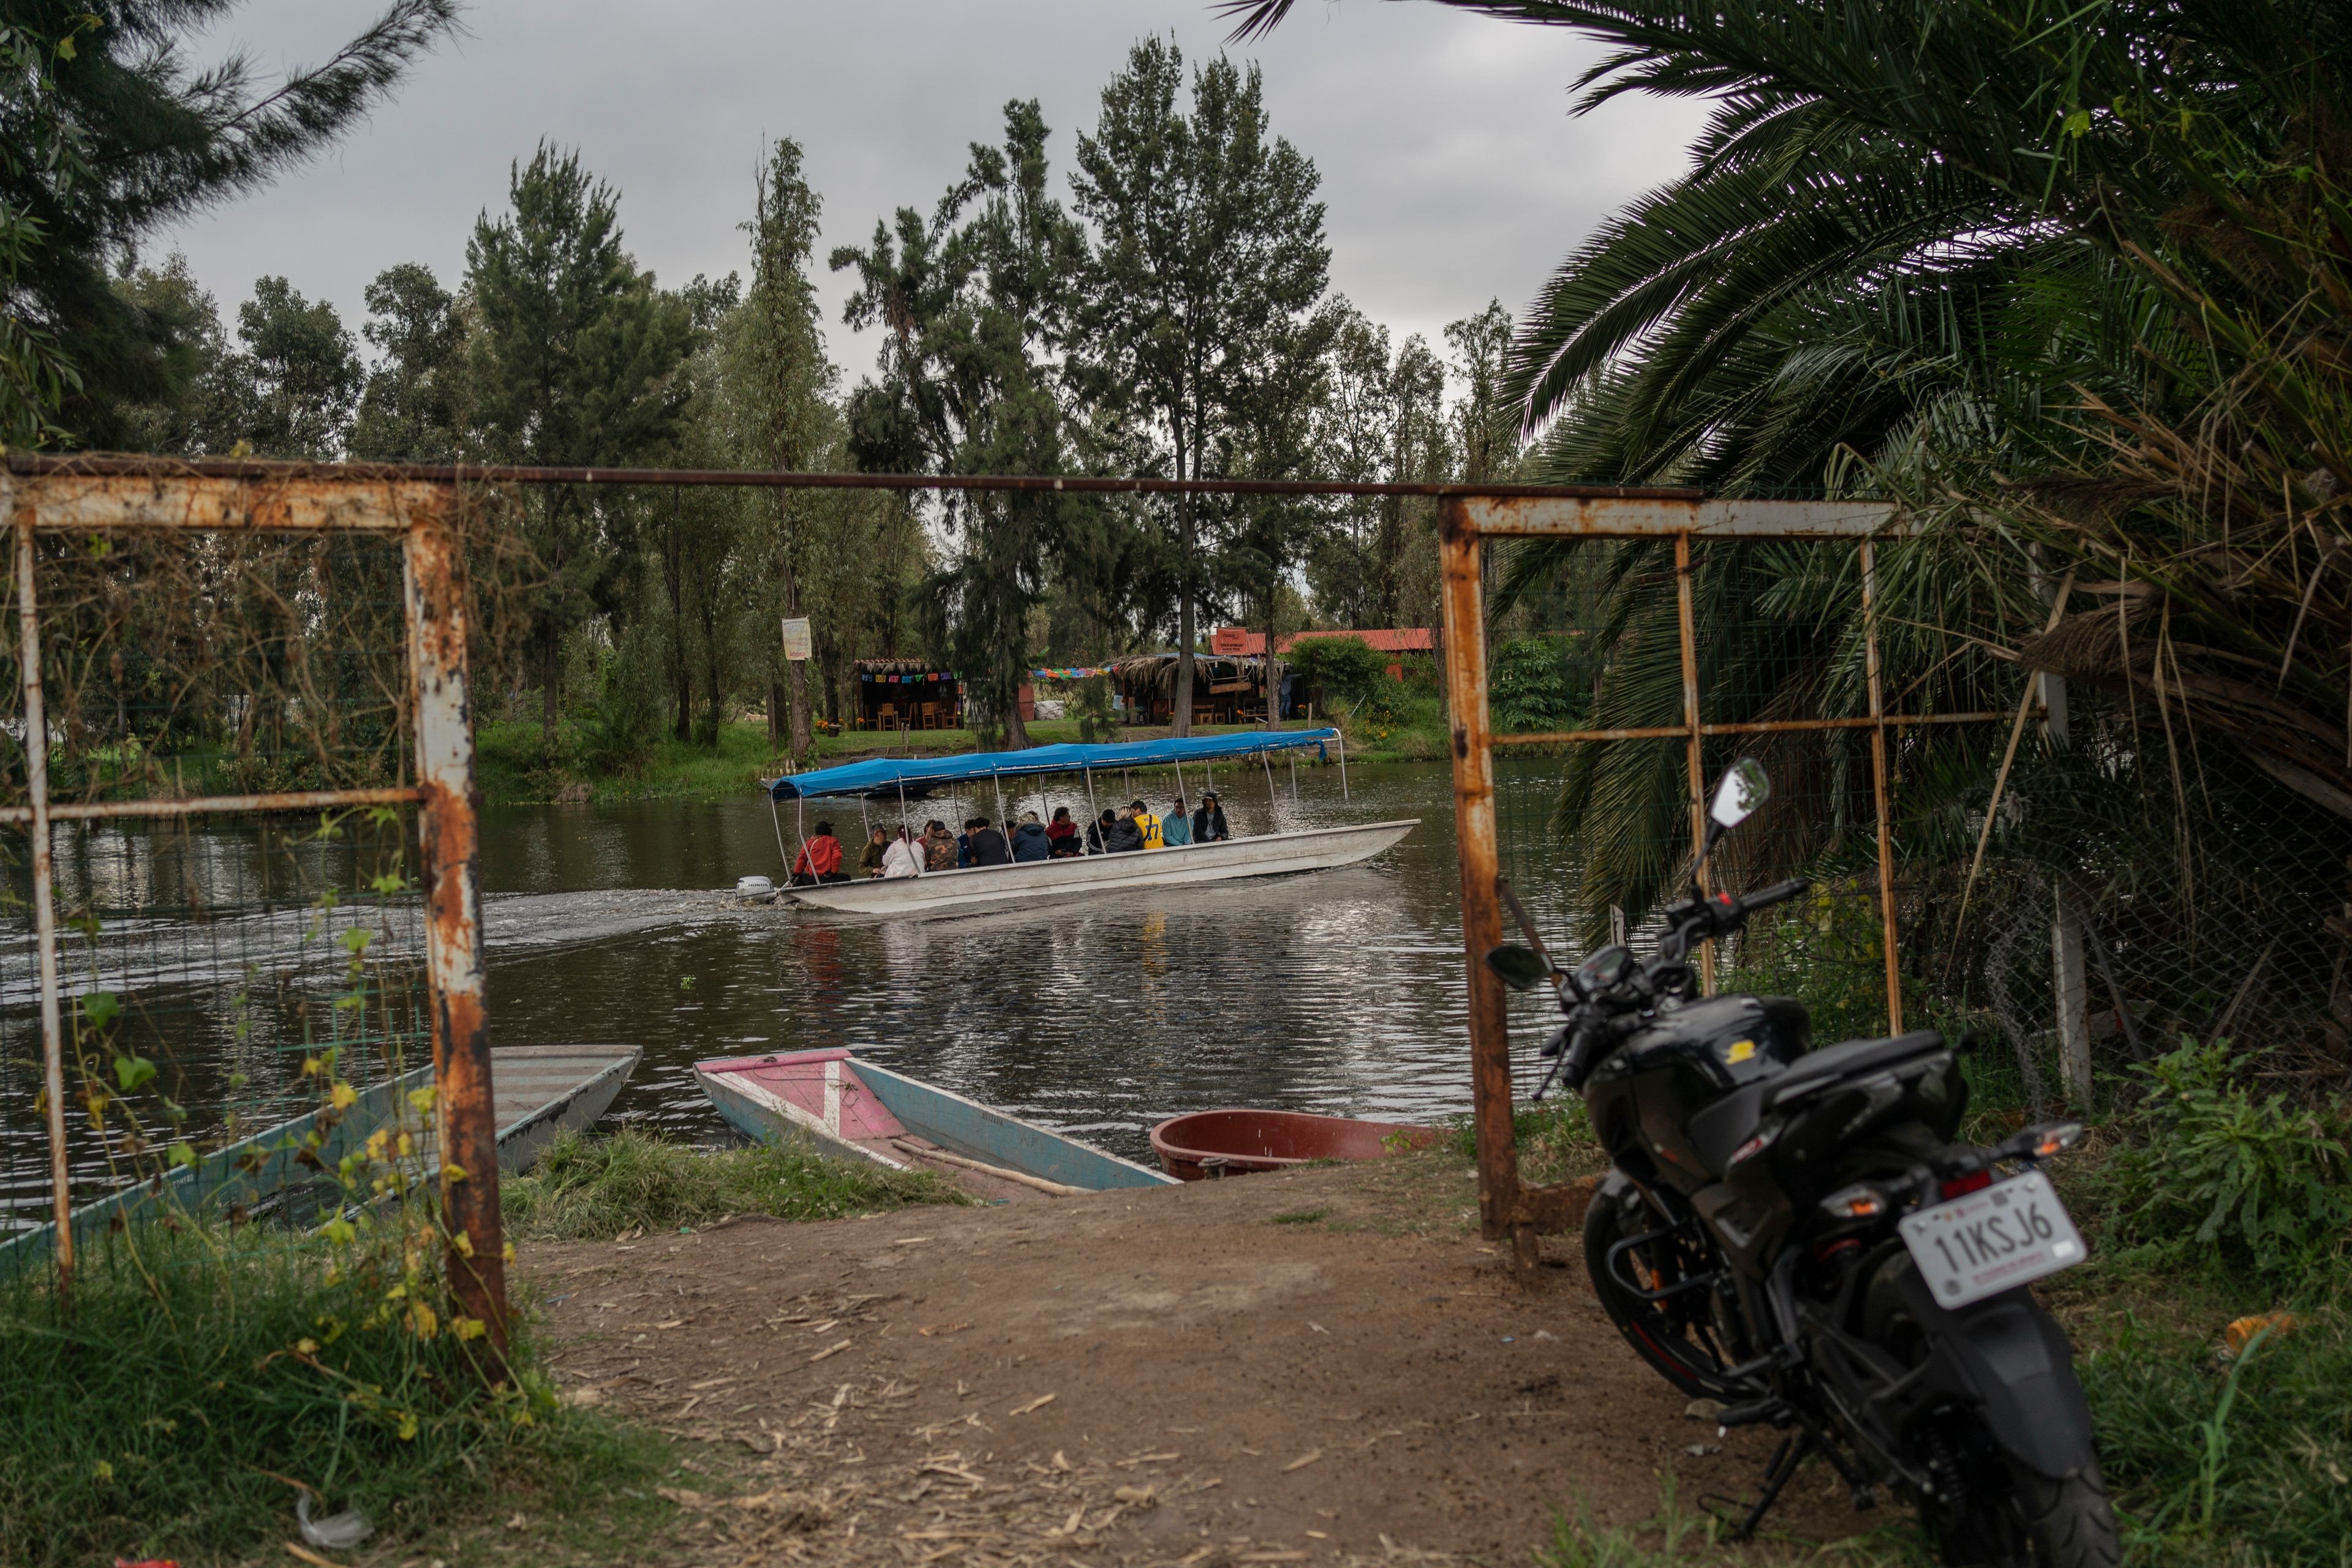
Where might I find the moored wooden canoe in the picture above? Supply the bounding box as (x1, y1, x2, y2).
(1150, 1108, 1436, 1181)
(696, 1048, 1174, 1199)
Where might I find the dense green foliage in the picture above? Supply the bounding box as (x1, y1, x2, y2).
(502, 1128, 970, 1240)
(0, 1221, 655, 1566)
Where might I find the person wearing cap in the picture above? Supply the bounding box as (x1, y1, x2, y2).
(1130, 799, 1164, 849)
(1192, 792, 1231, 843)
(859, 824, 889, 876)
(1162, 798, 1192, 846)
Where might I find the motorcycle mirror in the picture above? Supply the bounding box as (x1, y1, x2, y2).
(1709, 758, 1770, 831)
(1576, 943, 1636, 992)
(1484, 944, 1553, 992)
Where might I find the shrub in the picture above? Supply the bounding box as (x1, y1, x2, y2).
(1287, 634, 1390, 707)
(1489, 635, 1585, 732)
(1070, 674, 1117, 744)
(502, 1127, 970, 1241)
(2105, 1038, 2352, 1279)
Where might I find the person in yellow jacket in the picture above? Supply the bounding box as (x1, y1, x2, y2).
(1129, 798, 1164, 849)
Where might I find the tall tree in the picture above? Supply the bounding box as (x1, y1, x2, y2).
(350, 262, 464, 462)
(217, 276, 361, 459)
(1072, 37, 1330, 733)
(732, 139, 835, 764)
(0, 1, 459, 445)
(466, 143, 692, 739)
(835, 100, 1087, 750)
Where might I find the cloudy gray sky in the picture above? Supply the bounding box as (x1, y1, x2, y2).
(164, 2, 1706, 385)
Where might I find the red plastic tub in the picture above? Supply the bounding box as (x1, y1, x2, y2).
(1149, 1109, 1436, 1181)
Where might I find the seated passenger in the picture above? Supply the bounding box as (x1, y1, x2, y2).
(1086, 808, 1117, 854)
(790, 821, 850, 885)
(1162, 799, 1192, 846)
(1130, 799, 1164, 849)
(859, 824, 890, 876)
(1193, 791, 1231, 843)
(922, 818, 957, 872)
(1104, 805, 1146, 854)
(881, 826, 924, 879)
(965, 815, 1012, 867)
(1046, 806, 1082, 857)
(1009, 812, 1052, 862)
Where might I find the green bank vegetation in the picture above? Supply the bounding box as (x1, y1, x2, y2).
(502, 1126, 969, 1241)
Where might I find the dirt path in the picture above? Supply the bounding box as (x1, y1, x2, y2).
(527, 1155, 1856, 1565)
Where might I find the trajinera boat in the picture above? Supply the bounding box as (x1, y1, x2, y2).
(763, 728, 1415, 917)
(698, 1048, 1173, 1198)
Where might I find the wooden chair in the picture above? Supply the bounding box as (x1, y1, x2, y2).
(920, 701, 941, 729)
(876, 703, 898, 729)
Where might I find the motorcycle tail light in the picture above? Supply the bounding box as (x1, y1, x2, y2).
(1939, 1169, 1993, 1200)
(2030, 1121, 2084, 1158)
(1819, 1184, 1886, 1219)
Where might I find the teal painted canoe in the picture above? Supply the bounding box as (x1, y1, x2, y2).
(696, 1048, 1174, 1199)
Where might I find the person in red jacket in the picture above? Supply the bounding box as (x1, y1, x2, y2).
(790, 821, 849, 885)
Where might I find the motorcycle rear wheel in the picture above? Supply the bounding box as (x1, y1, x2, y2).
(1581, 1180, 1749, 1400)
(1916, 1415, 2120, 1568)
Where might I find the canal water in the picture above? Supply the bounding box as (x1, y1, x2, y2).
(479, 759, 1572, 1160)
(2, 758, 1579, 1219)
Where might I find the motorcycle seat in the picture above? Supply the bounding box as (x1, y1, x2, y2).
(1688, 1030, 1946, 1177)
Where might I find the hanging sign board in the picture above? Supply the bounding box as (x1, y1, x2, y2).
(780, 617, 813, 662)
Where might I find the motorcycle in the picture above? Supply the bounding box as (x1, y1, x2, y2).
(1484, 758, 2119, 1568)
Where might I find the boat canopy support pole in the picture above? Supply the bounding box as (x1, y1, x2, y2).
(1336, 731, 1349, 801)
(767, 791, 790, 872)
(1263, 747, 1278, 817)
(1084, 766, 1098, 838)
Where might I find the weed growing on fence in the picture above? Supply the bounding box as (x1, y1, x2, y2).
(0, 1220, 664, 1567)
(500, 1127, 970, 1241)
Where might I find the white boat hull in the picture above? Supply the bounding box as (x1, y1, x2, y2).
(783, 818, 1417, 918)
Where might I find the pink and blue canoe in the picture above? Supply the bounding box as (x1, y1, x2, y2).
(695, 1049, 1174, 1200)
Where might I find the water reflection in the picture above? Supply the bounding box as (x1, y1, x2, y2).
(4, 758, 1583, 1216)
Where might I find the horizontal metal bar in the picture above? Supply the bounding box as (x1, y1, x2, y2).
(4, 451, 1708, 503)
(10, 472, 440, 532)
(1463, 495, 1902, 538)
(1490, 712, 2005, 747)
(0, 786, 422, 824)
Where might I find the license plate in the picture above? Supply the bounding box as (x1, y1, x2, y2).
(1899, 1169, 2086, 1309)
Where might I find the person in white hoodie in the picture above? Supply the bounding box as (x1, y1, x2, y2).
(880, 826, 925, 878)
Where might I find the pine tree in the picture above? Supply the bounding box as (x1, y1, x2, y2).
(466, 143, 692, 740)
(216, 276, 362, 459)
(350, 262, 465, 462)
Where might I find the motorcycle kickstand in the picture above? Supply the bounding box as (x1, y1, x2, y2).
(1725, 1433, 1810, 1542)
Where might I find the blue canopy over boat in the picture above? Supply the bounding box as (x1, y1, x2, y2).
(767, 728, 1340, 800)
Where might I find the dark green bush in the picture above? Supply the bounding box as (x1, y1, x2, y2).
(2105, 1038, 2352, 1279)
(1488, 635, 1585, 732)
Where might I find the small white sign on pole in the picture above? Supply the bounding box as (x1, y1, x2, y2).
(780, 617, 813, 663)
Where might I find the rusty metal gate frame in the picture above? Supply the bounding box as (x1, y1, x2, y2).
(1435, 496, 2006, 1276)
(2, 469, 503, 1351)
(5, 456, 1979, 1322)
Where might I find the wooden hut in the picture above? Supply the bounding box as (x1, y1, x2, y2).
(1106, 652, 1268, 726)
(854, 658, 962, 731)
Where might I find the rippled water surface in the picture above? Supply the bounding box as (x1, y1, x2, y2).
(2, 760, 1579, 1217)
(478, 761, 1571, 1159)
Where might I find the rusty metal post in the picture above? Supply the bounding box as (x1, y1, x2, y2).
(1674, 533, 1715, 994)
(11, 486, 72, 1302)
(1860, 540, 1904, 1036)
(402, 494, 508, 1365)
(1438, 500, 1536, 1276)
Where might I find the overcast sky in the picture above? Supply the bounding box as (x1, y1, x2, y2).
(162, 2, 1708, 388)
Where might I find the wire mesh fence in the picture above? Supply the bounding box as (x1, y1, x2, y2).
(0, 469, 503, 1346)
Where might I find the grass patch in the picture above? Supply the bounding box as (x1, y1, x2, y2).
(1446, 1095, 1608, 1186)
(1268, 1207, 1330, 1226)
(502, 1127, 971, 1242)
(0, 1223, 671, 1568)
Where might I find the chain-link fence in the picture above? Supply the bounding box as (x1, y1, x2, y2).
(1449, 496, 2352, 1272)
(0, 464, 504, 1342)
